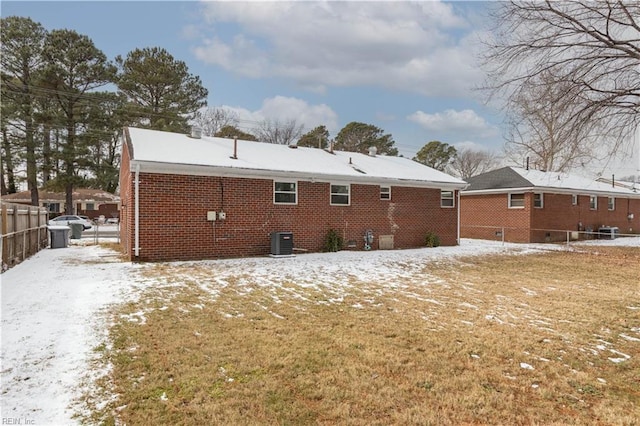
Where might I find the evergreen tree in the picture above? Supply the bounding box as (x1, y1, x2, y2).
(298, 125, 330, 149)
(43, 29, 116, 214)
(82, 92, 129, 193)
(1, 16, 47, 205)
(215, 125, 257, 141)
(334, 122, 398, 156)
(116, 47, 208, 133)
(413, 141, 457, 171)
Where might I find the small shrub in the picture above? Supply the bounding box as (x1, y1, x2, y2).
(425, 231, 440, 248)
(323, 229, 343, 252)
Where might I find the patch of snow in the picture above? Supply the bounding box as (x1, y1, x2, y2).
(620, 334, 640, 342)
(1, 237, 635, 423)
(520, 362, 535, 370)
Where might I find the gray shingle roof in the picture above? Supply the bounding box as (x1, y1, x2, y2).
(465, 167, 532, 191)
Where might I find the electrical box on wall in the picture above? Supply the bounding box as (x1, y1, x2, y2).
(218, 211, 226, 220)
(207, 211, 217, 221)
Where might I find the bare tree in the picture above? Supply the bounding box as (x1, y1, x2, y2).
(450, 148, 499, 180)
(482, 1, 640, 159)
(192, 107, 238, 137)
(255, 119, 304, 145)
(503, 72, 598, 172)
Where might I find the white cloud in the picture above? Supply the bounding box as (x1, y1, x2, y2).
(220, 96, 339, 134)
(407, 109, 497, 137)
(192, 1, 484, 96)
(453, 141, 492, 152)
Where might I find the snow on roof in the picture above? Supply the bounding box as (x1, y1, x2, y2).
(125, 127, 466, 189)
(464, 166, 640, 197)
(513, 167, 639, 196)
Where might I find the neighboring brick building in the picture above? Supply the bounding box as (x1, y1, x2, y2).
(119, 127, 467, 262)
(460, 167, 640, 243)
(2, 188, 120, 220)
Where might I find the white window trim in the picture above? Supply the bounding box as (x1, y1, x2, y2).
(330, 183, 351, 206)
(380, 186, 391, 200)
(273, 180, 298, 205)
(589, 195, 598, 210)
(608, 197, 615, 211)
(571, 194, 578, 205)
(440, 190, 455, 208)
(533, 193, 544, 209)
(508, 193, 525, 209)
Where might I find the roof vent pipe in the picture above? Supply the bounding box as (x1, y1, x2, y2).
(231, 136, 238, 159)
(190, 126, 202, 139)
(368, 146, 377, 157)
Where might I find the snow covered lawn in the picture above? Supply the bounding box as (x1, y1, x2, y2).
(1, 237, 638, 424)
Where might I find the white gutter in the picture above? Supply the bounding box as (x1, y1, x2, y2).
(134, 163, 140, 257)
(461, 186, 640, 198)
(133, 160, 468, 191)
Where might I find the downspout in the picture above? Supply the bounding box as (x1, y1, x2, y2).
(457, 189, 461, 245)
(134, 163, 140, 257)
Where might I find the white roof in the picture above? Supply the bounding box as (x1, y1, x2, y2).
(464, 166, 640, 197)
(513, 167, 639, 196)
(125, 127, 466, 189)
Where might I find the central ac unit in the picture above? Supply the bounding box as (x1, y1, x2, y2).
(270, 232, 293, 256)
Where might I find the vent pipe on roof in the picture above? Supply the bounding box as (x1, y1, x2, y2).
(612, 174, 615, 188)
(526, 156, 529, 170)
(329, 140, 334, 154)
(231, 136, 238, 159)
(368, 146, 377, 157)
(190, 126, 202, 139)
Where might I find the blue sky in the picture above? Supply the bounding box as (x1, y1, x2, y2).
(3, 0, 505, 159)
(4, 1, 638, 178)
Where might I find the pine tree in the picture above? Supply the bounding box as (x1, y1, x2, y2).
(43, 29, 116, 214)
(116, 47, 208, 133)
(1, 16, 47, 205)
(334, 122, 398, 155)
(298, 125, 330, 149)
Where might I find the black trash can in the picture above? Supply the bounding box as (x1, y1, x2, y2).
(49, 226, 70, 248)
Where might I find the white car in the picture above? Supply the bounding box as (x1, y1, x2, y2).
(48, 215, 93, 230)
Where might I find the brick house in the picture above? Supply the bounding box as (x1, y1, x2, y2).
(119, 127, 467, 262)
(460, 166, 640, 243)
(2, 188, 120, 220)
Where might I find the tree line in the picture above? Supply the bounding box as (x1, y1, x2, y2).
(1, 17, 208, 212)
(2, 15, 495, 213)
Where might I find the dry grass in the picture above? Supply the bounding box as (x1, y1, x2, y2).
(93, 246, 640, 425)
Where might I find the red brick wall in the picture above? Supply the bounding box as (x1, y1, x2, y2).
(461, 191, 640, 243)
(531, 193, 640, 241)
(122, 172, 459, 262)
(460, 193, 531, 242)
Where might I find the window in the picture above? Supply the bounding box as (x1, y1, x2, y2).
(441, 190, 455, 208)
(330, 184, 350, 205)
(380, 186, 391, 200)
(608, 197, 615, 211)
(85, 203, 96, 211)
(509, 193, 525, 208)
(44, 202, 60, 213)
(589, 195, 598, 210)
(274, 181, 297, 204)
(571, 194, 578, 206)
(533, 193, 543, 208)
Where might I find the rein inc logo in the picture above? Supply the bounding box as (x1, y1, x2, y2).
(2, 419, 35, 425)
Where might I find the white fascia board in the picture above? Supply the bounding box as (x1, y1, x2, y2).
(132, 160, 467, 191)
(461, 186, 640, 198)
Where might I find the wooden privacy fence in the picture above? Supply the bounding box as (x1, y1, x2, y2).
(1, 201, 49, 272)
